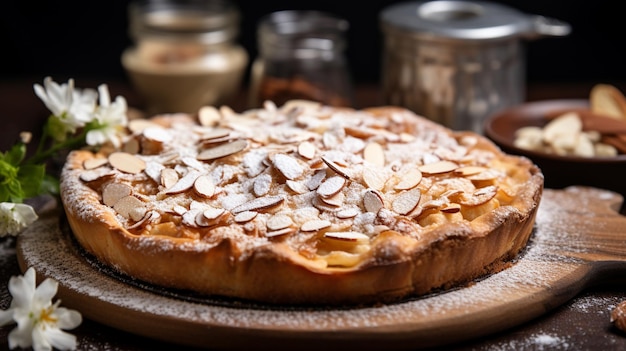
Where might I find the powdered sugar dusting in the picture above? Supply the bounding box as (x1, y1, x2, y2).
(17, 186, 624, 348)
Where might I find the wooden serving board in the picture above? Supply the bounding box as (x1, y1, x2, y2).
(16, 186, 626, 351)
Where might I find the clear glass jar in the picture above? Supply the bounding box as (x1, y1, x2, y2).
(121, 0, 248, 114)
(249, 10, 352, 108)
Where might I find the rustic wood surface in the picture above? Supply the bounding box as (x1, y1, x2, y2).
(3, 79, 626, 350)
(10, 186, 626, 350)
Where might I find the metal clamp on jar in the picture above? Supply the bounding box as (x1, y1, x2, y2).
(249, 10, 353, 108)
(121, 0, 248, 115)
(380, 1, 571, 133)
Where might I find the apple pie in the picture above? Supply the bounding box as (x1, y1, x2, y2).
(59, 101, 543, 306)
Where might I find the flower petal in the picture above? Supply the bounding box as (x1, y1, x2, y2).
(8, 267, 36, 308)
(7, 322, 35, 349)
(0, 308, 15, 326)
(31, 324, 53, 351)
(53, 308, 82, 329)
(41, 327, 78, 351)
(33, 278, 59, 305)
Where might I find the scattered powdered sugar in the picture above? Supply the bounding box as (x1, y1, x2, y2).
(479, 333, 570, 351)
(571, 294, 619, 314)
(17, 186, 622, 348)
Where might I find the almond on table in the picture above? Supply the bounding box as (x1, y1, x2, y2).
(514, 84, 626, 157)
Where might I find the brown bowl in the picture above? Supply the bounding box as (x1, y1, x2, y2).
(484, 99, 626, 199)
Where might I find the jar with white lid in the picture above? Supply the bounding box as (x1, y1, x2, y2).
(249, 10, 353, 108)
(380, 1, 571, 133)
(121, 0, 248, 114)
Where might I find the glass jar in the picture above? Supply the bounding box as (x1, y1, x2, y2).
(121, 0, 248, 115)
(379, 1, 570, 133)
(249, 10, 353, 108)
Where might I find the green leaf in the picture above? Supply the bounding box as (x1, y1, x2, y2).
(0, 158, 23, 202)
(17, 163, 46, 199)
(41, 173, 60, 197)
(1, 143, 26, 166)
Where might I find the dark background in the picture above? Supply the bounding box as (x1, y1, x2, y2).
(0, 0, 624, 87)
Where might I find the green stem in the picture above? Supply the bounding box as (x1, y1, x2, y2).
(24, 130, 87, 166)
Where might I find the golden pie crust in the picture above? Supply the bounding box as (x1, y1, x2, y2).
(60, 101, 543, 306)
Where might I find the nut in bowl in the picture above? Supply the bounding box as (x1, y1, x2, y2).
(484, 87, 626, 204)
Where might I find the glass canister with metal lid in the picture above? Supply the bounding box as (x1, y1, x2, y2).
(380, 1, 571, 133)
(249, 10, 353, 108)
(121, 0, 248, 115)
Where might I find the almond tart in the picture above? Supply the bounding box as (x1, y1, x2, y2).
(59, 101, 543, 306)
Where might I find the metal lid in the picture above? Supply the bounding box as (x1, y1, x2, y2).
(380, 0, 571, 41)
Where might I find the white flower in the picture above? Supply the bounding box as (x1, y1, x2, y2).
(33, 77, 97, 136)
(86, 84, 128, 148)
(0, 267, 82, 351)
(0, 202, 38, 237)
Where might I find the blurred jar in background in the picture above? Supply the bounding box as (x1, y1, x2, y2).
(121, 0, 248, 115)
(249, 10, 353, 108)
(380, 1, 570, 133)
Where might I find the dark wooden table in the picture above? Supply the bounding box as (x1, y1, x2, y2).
(2, 78, 626, 350)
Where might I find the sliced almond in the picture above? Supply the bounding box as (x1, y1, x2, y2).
(143, 127, 172, 143)
(590, 84, 626, 120)
(108, 152, 146, 174)
(194, 211, 212, 227)
(267, 214, 293, 231)
(253, 173, 273, 197)
(363, 142, 385, 167)
(83, 157, 109, 170)
(286, 180, 309, 194)
(392, 189, 421, 215)
(362, 165, 387, 191)
(203, 207, 225, 220)
(298, 141, 316, 159)
(321, 156, 351, 179)
(454, 166, 487, 177)
(173, 205, 187, 216)
(79, 167, 114, 182)
(459, 185, 498, 206)
(542, 112, 582, 146)
(418, 160, 458, 175)
(440, 203, 461, 213)
(200, 128, 231, 141)
(194, 174, 216, 198)
(400, 133, 416, 142)
(363, 189, 384, 213)
(234, 211, 258, 223)
(272, 154, 304, 180)
(113, 195, 146, 221)
(128, 119, 161, 134)
(320, 191, 345, 207)
(144, 161, 165, 184)
(394, 167, 423, 190)
(344, 126, 377, 139)
(323, 231, 370, 243)
(301, 219, 332, 232)
(127, 210, 159, 230)
(336, 207, 359, 219)
(165, 171, 199, 195)
(160, 168, 179, 189)
(265, 227, 295, 238)
(306, 170, 327, 191)
(102, 183, 132, 207)
(317, 175, 346, 198)
(198, 105, 221, 126)
(197, 139, 248, 161)
(231, 195, 284, 213)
